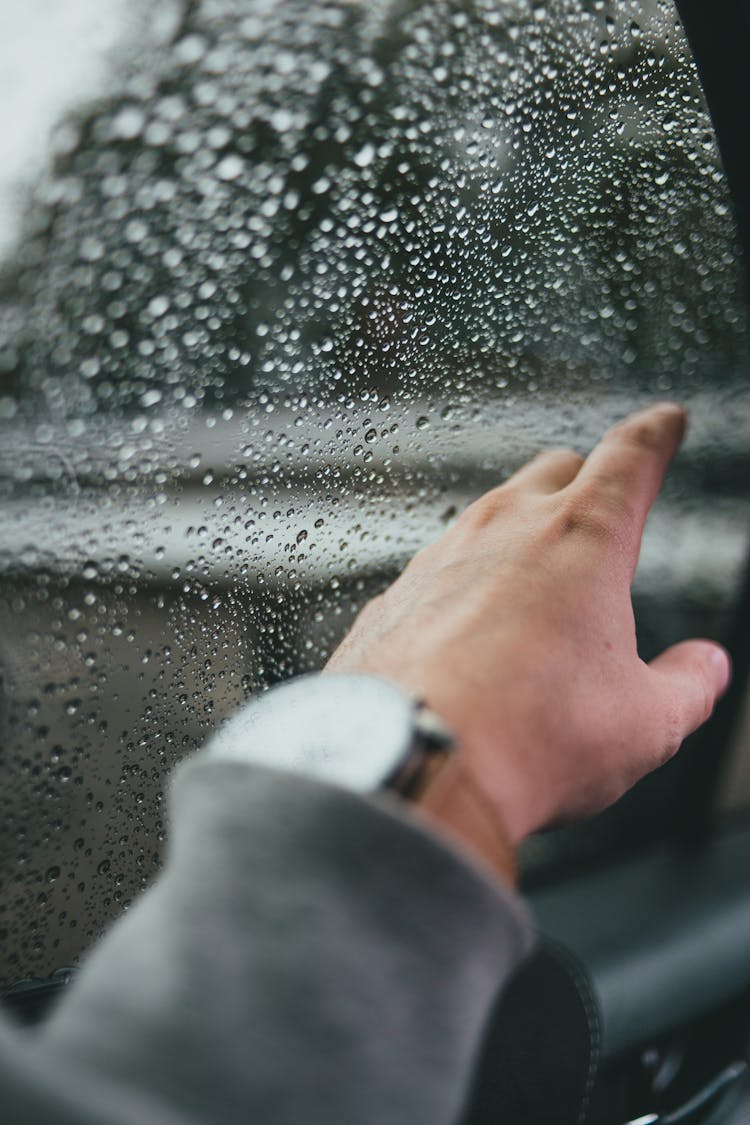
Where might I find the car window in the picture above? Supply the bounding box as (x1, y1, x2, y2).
(1, 0, 748, 980)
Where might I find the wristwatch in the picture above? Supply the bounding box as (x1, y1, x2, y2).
(206, 673, 455, 796)
(206, 672, 516, 882)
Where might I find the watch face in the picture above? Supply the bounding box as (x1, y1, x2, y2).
(206, 673, 416, 792)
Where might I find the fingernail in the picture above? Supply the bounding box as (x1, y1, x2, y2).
(711, 647, 732, 696)
(652, 401, 688, 441)
(652, 401, 687, 420)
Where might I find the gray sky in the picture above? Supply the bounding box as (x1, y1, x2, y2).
(0, 0, 142, 260)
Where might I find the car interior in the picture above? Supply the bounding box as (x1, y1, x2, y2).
(1, 0, 750, 1122)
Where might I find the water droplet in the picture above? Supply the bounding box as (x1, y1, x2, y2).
(354, 143, 376, 168)
(111, 106, 145, 140)
(216, 154, 245, 181)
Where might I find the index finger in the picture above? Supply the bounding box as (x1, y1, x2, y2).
(571, 402, 687, 564)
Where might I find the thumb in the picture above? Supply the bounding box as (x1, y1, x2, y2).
(649, 640, 732, 741)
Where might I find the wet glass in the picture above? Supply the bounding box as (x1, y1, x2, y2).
(0, 0, 748, 979)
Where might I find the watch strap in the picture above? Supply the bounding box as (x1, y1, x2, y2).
(385, 700, 455, 798)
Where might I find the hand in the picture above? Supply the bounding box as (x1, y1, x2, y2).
(325, 403, 731, 848)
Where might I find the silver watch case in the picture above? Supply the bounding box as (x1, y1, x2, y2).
(205, 673, 454, 796)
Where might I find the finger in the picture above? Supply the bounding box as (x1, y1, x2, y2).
(573, 402, 686, 555)
(507, 448, 584, 494)
(649, 640, 731, 753)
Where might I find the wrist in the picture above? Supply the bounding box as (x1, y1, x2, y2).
(413, 753, 518, 886)
(413, 681, 551, 845)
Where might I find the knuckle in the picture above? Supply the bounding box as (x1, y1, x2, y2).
(657, 673, 714, 762)
(599, 482, 638, 527)
(459, 487, 511, 530)
(662, 729, 683, 765)
(552, 484, 638, 562)
(546, 447, 584, 467)
(656, 699, 684, 764)
(613, 417, 663, 454)
(579, 476, 638, 532)
(557, 506, 610, 542)
(554, 491, 620, 544)
(535, 448, 585, 478)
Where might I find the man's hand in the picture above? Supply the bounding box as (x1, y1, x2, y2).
(325, 403, 731, 848)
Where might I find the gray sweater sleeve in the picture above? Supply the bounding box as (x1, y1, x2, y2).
(4, 756, 534, 1125)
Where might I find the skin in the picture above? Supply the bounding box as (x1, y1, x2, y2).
(326, 403, 731, 867)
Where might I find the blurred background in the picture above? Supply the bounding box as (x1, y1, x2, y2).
(1, 0, 749, 982)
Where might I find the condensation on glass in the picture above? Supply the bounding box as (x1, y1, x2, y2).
(0, 0, 747, 978)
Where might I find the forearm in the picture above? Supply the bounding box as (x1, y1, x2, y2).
(33, 758, 533, 1125)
